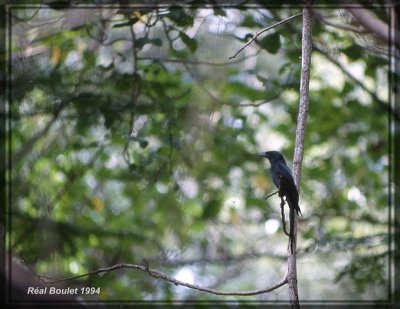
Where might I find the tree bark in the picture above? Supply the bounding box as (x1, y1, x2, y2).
(289, 3, 313, 309)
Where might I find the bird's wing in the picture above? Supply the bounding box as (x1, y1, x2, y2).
(275, 163, 301, 215)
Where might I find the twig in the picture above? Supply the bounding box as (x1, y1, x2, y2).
(264, 190, 279, 200)
(34, 262, 288, 296)
(137, 53, 259, 66)
(19, 254, 48, 284)
(277, 177, 289, 237)
(238, 92, 282, 107)
(229, 12, 303, 60)
(239, 67, 294, 107)
(276, 175, 295, 254)
(280, 196, 290, 237)
(150, 249, 288, 266)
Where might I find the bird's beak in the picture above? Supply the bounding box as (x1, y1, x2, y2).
(259, 152, 269, 158)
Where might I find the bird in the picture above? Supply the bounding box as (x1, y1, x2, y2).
(259, 151, 301, 253)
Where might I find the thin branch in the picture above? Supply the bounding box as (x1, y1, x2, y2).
(270, 10, 399, 121)
(10, 8, 46, 23)
(265, 187, 290, 237)
(161, 19, 228, 107)
(137, 53, 259, 66)
(229, 12, 303, 60)
(238, 92, 282, 107)
(312, 41, 400, 121)
(280, 196, 290, 237)
(314, 11, 367, 34)
(19, 253, 47, 283)
(150, 250, 288, 267)
(264, 190, 279, 200)
(34, 262, 288, 296)
(345, 5, 400, 49)
(239, 67, 294, 107)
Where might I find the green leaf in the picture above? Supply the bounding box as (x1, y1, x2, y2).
(83, 50, 96, 68)
(224, 81, 266, 101)
(179, 32, 197, 53)
(257, 32, 281, 54)
(240, 15, 265, 28)
(135, 38, 163, 49)
(167, 5, 194, 27)
(202, 198, 222, 219)
(342, 44, 363, 61)
(139, 140, 149, 148)
(256, 74, 269, 85)
(151, 38, 162, 46)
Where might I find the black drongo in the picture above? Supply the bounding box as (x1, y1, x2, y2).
(259, 151, 301, 253)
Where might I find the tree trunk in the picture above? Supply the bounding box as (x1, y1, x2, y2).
(289, 3, 313, 308)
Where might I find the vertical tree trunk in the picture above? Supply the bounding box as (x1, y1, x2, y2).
(289, 3, 313, 309)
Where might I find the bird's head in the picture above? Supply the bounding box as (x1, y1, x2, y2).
(259, 151, 286, 164)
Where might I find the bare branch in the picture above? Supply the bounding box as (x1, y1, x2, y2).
(137, 53, 259, 66)
(314, 11, 367, 34)
(150, 249, 288, 266)
(264, 190, 279, 200)
(35, 262, 288, 296)
(239, 67, 294, 107)
(345, 5, 400, 49)
(229, 12, 303, 60)
(238, 92, 282, 107)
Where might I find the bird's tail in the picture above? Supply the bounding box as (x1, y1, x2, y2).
(287, 196, 300, 254)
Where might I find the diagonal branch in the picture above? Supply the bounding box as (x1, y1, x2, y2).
(229, 12, 303, 59)
(312, 41, 400, 121)
(313, 10, 367, 34)
(345, 6, 400, 49)
(264, 189, 279, 200)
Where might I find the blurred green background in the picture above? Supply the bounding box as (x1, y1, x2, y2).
(8, 2, 392, 302)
